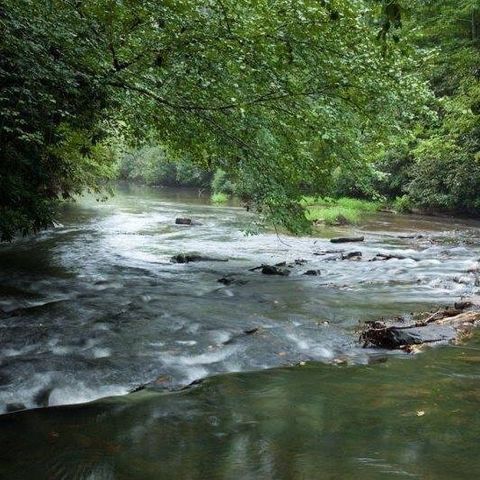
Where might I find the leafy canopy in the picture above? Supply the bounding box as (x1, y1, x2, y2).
(0, 0, 428, 239)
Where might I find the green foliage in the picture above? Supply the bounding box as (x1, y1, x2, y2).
(404, 0, 480, 213)
(374, 0, 480, 213)
(211, 169, 236, 196)
(0, 0, 117, 240)
(0, 0, 429, 239)
(409, 137, 480, 212)
(393, 195, 413, 213)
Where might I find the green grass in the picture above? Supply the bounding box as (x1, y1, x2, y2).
(211, 192, 229, 204)
(304, 197, 381, 226)
(306, 205, 360, 225)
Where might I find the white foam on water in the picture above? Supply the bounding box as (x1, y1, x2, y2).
(161, 345, 237, 367)
(209, 330, 231, 345)
(182, 366, 209, 384)
(286, 333, 334, 359)
(48, 383, 129, 407)
(91, 347, 111, 359)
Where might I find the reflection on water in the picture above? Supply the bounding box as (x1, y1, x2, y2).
(1, 335, 480, 479)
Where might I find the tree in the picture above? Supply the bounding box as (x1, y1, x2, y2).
(408, 0, 480, 212)
(0, 0, 117, 240)
(0, 0, 428, 239)
(375, 0, 480, 212)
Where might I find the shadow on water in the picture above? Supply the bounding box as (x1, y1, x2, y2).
(1, 334, 480, 479)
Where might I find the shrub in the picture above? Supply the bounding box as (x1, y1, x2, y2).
(211, 192, 229, 204)
(393, 195, 413, 213)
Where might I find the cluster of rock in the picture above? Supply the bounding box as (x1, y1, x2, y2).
(360, 300, 480, 352)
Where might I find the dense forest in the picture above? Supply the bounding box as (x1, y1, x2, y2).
(1, 0, 479, 240)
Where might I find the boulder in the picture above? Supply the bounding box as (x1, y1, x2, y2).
(261, 265, 290, 276)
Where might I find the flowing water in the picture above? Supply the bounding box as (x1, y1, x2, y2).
(1, 185, 480, 479)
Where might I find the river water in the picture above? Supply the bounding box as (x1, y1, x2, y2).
(1, 186, 480, 478)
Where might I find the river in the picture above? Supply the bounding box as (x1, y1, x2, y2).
(1, 185, 480, 479)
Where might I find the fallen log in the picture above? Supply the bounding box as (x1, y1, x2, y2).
(171, 254, 228, 263)
(370, 253, 408, 262)
(330, 236, 364, 244)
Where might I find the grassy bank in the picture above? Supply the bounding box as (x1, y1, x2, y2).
(302, 197, 382, 226)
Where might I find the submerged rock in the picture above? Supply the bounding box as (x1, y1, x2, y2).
(33, 386, 53, 407)
(397, 234, 424, 239)
(223, 327, 260, 345)
(314, 249, 344, 256)
(330, 236, 364, 244)
(303, 270, 321, 276)
(217, 276, 248, 286)
(5, 403, 26, 413)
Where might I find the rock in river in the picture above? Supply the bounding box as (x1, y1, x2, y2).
(262, 265, 290, 276)
(171, 254, 228, 263)
(175, 217, 192, 225)
(303, 270, 321, 276)
(341, 251, 362, 260)
(175, 218, 203, 226)
(330, 236, 364, 244)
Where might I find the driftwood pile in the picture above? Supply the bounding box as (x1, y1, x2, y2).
(360, 300, 480, 352)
